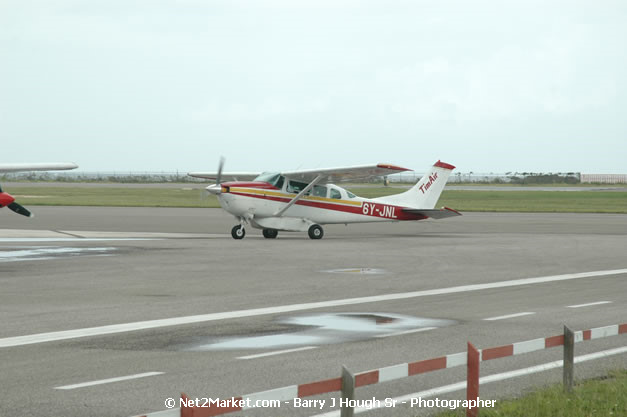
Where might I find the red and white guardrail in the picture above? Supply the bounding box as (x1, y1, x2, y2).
(137, 322, 627, 417)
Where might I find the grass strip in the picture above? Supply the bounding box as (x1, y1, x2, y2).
(436, 370, 627, 417)
(5, 187, 627, 213)
(8, 187, 213, 208)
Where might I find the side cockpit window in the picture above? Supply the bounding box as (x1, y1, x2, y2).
(312, 185, 327, 197)
(330, 188, 342, 199)
(287, 179, 309, 194)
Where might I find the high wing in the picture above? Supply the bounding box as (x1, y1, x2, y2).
(280, 163, 411, 183)
(402, 207, 462, 219)
(188, 163, 410, 183)
(271, 163, 411, 217)
(0, 162, 78, 173)
(187, 172, 260, 181)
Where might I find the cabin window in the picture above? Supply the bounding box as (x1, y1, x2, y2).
(330, 188, 342, 199)
(287, 179, 309, 194)
(312, 185, 327, 197)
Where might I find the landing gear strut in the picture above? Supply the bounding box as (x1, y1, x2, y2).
(308, 224, 324, 240)
(231, 225, 245, 239)
(262, 229, 278, 239)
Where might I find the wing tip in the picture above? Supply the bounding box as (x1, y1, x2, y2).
(377, 163, 411, 172)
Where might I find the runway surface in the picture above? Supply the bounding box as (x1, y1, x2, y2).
(1, 207, 626, 417)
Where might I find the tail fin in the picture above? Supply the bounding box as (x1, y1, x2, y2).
(374, 161, 455, 209)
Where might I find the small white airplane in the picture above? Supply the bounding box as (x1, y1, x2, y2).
(0, 162, 78, 217)
(189, 160, 460, 239)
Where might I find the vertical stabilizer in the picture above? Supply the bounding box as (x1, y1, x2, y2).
(373, 161, 455, 209)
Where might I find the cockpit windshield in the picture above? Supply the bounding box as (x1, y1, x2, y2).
(254, 172, 285, 188)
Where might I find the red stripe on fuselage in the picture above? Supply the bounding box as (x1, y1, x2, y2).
(228, 191, 427, 221)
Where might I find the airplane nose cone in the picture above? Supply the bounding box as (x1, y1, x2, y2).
(0, 192, 16, 208)
(206, 184, 222, 195)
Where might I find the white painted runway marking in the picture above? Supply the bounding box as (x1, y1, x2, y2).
(323, 268, 387, 275)
(311, 345, 627, 416)
(568, 301, 612, 308)
(54, 371, 163, 390)
(1, 268, 626, 348)
(0, 238, 155, 242)
(483, 312, 535, 321)
(237, 346, 317, 360)
(0, 247, 116, 263)
(375, 327, 436, 338)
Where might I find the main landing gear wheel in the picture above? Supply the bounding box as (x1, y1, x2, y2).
(308, 224, 324, 240)
(262, 229, 278, 239)
(231, 225, 245, 239)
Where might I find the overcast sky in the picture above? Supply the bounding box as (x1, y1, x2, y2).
(1, 1, 626, 174)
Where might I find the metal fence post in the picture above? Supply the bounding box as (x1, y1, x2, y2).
(467, 342, 480, 417)
(340, 365, 355, 417)
(180, 393, 192, 417)
(563, 325, 575, 393)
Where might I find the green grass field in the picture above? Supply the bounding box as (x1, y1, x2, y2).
(436, 370, 627, 417)
(8, 187, 209, 208)
(437, 190, 626, 213)
(5, 186, 627, 213)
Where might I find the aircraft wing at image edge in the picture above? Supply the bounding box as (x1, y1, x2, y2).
(0, 162, 78, 173)
(0, 162, 78, 218)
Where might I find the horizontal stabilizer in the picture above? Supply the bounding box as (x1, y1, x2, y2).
(402, 207, 462, 219)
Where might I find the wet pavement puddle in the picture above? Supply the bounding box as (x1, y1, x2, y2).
(187, 312, 455, 351)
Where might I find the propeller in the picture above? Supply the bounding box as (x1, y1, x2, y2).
(206, 157, 226, 196)
(216, 156, 225, 185)
(8, 202, 33, 217)
(0, 184, 33, 218)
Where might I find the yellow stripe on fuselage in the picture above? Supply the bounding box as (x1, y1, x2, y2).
(229, 187, 362, 206)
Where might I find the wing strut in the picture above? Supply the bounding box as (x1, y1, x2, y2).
(273, 175, 323, 217)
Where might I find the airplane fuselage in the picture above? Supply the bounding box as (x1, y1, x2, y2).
(202, 160, 458, 239)
(216, 180, 426, 232)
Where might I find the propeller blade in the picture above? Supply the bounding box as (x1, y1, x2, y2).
(7, 202, 33, 218)
(216, 156, 225, 185)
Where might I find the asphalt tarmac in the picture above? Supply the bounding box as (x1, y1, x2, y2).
(1, 207, 626, 417)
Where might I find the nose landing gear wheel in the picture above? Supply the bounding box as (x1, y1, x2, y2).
(262, 229, 278, 239)
(308, 224, 324, 240)
(231, 225, 246, 239)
